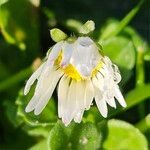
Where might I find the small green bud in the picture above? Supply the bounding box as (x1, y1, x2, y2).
(50, 28, 67, 42)
(80, 20, 95, 34)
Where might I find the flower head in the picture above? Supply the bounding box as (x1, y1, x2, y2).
(24, 20, 126, 126)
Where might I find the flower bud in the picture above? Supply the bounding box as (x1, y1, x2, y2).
(50, 28, 67, 42)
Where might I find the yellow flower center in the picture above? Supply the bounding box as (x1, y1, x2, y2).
(55, 51, 103, 81)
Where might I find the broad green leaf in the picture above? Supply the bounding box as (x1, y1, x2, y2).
(3, 100, 23, 127)
(22, 125, 51, 138)
(0, 0, 8, 6)
(125, 84, 150, 109)
(99, 19, 119, 41)
(16, 88, 57, 127)
(102, 36, 135, 69)
(0, 0, 39, 52)
(144, 51, 150, 61)
(70, 122, 101, 150)
(48, 121, 75, 150)
(136, 114, 150, 133)
(29, 140, 48, 150)
(103, 119, 148, 150)
(48, 121, 102, 150)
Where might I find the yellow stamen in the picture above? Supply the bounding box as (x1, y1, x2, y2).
(62, 64, 82, 81)
(91, 61, 103, 77)
(54, 51, 103, 81)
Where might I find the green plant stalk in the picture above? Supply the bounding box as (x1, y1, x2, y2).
(136, 114, 150, 133)
(100, 0, 144, 40)
(135, 41, 146, 119)
(0, 66, 32, 92)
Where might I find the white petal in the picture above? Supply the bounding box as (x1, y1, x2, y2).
(60, 42, 74, 67)
(114, 85, 126, 107)
(24, 63, 45, 95)
(92, 76, 103, 91)
(25, 67, 56, 112)
(47, 41, 63, 66)
(95, 95, 108, 118)
(75, 81, 85, 111)
(94, 85, 108, 118)
(84, 80, 94, 110)
(106, 97, 116, 108)
(114, 72, 121, 84)
(62, 80, 77, 126)
(34, 70, 63, 115)
(58, 75, 70, 118)
(74, 110, 84, 123)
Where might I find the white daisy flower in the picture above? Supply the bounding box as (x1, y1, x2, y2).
(24, 21, 126, 126)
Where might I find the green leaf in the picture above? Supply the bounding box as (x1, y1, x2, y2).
(103, 119, 148, 150)
(125, 84, 150, 109)
(102, 36, 135, 69)
(0, 0, 8, 6)
(29, 140, 48, 150)
(0, 0, 39, 52)
(22, 125, 51, 138)
(99, 19, 119, 41)
(48, 121, 74, 150)
(144, 50, 150, 61)
(48, 121, 102, 150)
(136, 114, 150, 133)
(16, 88, 57, 127)
(70, 123, 101, 150)
(3, 100, 23, 127)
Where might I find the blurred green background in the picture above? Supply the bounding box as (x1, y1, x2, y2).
(0, 0, 150, 150)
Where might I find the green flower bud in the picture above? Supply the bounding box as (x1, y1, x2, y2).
(80, 20, 95, 34)
(50, 28, 67, 42)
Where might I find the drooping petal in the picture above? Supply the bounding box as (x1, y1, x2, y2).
(47, 41, 63, 67)
(92, 76, 103, 91)
(113, 64, 121, 83)
(74, 110, 84, 123)
(58, 75, 70, 118)
(84, 80, 94, 110)
(95, 94, 108, 118)
(24, 62, 46, 95)
(62, 80, 77, 126)
(114, 85, 126, 107)
(25, 67, 56, 112)
(60, 42, 74, 67)
(106, 97, 116, 108)
(93, 84, 108, 118)
(34, 69, 63, 115)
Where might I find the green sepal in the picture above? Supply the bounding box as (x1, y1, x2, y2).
(50, 28, 68, 42)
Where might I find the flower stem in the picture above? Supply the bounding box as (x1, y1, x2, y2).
(0, 66, 32, 92)
(136, 114, 150, 133)
(135, 42, 146, 119)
